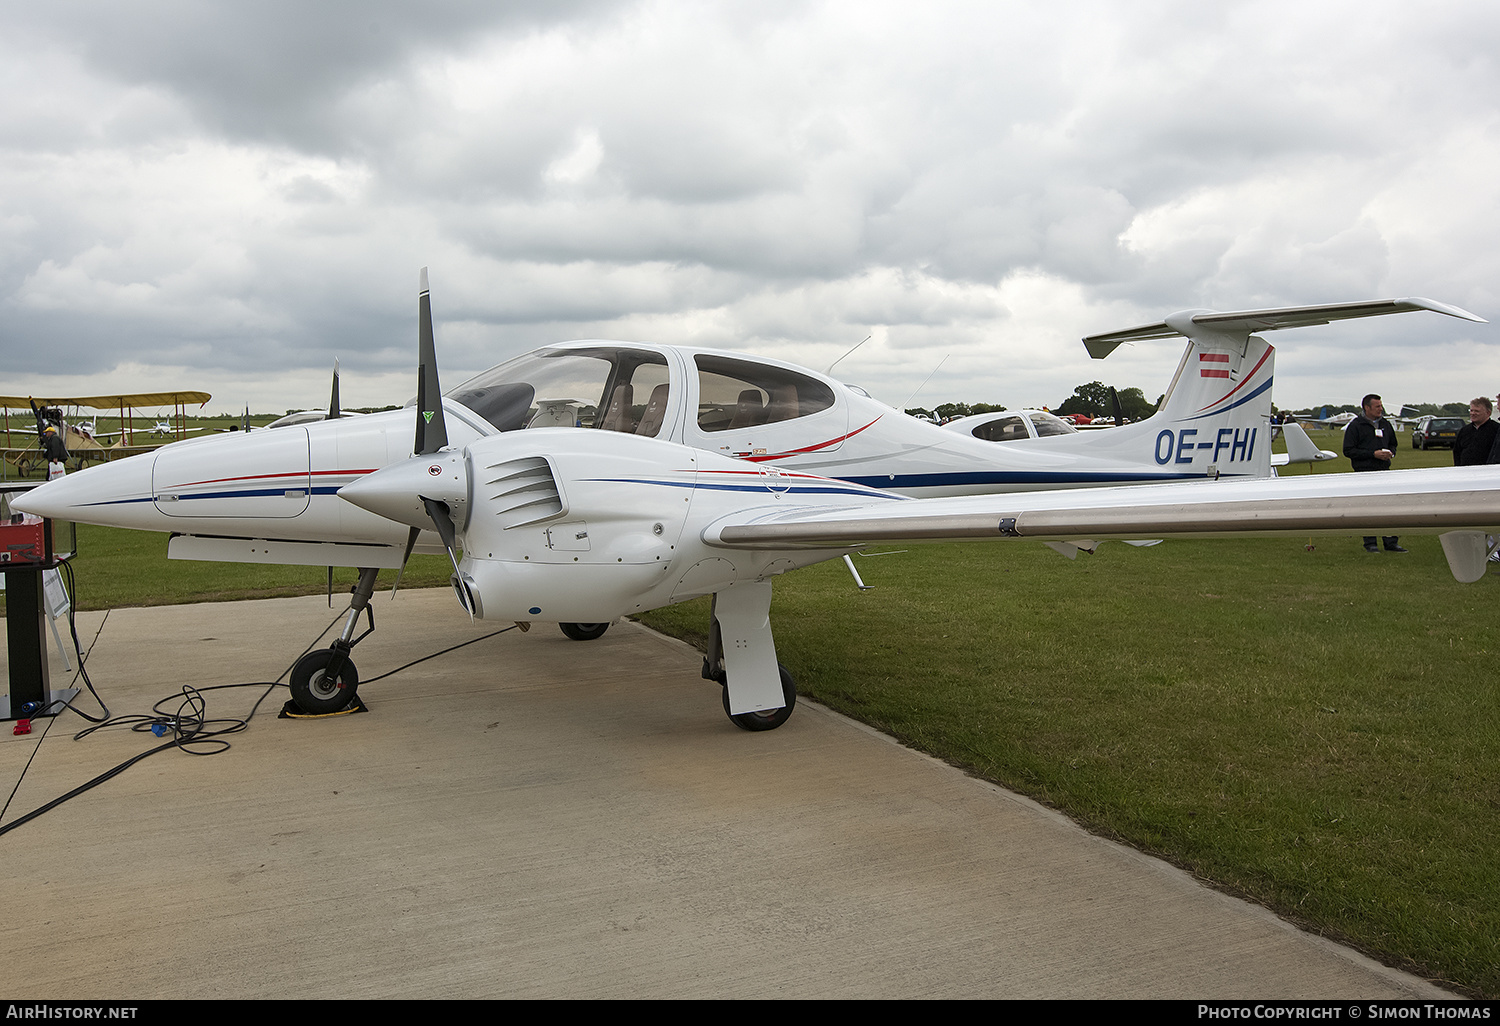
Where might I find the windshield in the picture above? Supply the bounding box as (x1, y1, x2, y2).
(445, 347, 671, 435)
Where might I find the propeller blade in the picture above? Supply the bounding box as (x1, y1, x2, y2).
(328, 359, 341, 421)
(1110, 386, 1125, 426)
(414, 267, 449, 456)
(423, 496, 472, 619)
(389, 525, 421, 599)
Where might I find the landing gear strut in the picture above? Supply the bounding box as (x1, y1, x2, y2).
(702, 583, 797, 731)
(289, 567, 379, 715)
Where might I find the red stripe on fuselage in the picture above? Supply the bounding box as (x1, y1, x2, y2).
(169, 468, 380, 488)
(739, 416, 884, 463)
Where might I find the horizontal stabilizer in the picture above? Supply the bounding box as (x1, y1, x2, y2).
(1084, 298, 1485, 358)
(1274, 421, 1338, 466)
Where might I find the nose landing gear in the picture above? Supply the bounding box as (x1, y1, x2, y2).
(288, 566, 379, 715)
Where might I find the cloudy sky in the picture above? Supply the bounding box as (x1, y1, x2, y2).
(3, 0, 1498, 417)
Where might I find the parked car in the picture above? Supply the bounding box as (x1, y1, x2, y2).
(1412, 415, 1464, 450)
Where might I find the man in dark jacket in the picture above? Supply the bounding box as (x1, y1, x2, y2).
(1455, 398, 1498, 466)
(39, 424, 68, 481)
(1343, 393, 1403, 552)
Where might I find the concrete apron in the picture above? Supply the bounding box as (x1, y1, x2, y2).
(0, 590, 1449, 999)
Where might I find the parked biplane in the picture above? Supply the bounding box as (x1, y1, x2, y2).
(1, 391, 210, 478)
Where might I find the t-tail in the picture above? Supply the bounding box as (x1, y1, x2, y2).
(1080, 298, 1486, 481)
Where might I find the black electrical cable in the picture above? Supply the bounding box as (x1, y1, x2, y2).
(1, 607, 515, 837)
(357, 623, 518, 685)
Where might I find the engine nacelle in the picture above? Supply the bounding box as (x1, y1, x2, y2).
(454, 430, 700, 622)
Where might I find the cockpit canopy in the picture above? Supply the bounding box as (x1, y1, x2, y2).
(443, 344, 844, 442)
(446, 346, 670, 435)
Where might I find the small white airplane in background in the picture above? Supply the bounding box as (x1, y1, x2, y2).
(15, 275, 1492, 731)
(150, 420, 211, 438)
(942, 409, 1082, 442)
(1306, 409, 1359, 429)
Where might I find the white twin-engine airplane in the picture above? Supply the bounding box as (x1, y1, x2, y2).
(15, 273, 1493, 731)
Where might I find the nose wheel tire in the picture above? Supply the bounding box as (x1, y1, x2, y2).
(559, 622, 610, 641)
(721, 663, 797, 731)
(290, 648, 360, 715)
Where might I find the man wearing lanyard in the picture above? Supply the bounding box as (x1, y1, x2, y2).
(1343, 393, 1404, 553)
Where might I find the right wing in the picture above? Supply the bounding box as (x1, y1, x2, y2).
(703, 465, 1500, 581)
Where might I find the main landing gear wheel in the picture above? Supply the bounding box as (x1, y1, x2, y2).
(721, 663, 797, 732)
(559, 622, 610, 641)
(289, 648, 360, 715)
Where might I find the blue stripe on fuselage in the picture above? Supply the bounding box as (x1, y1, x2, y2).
(835, 470, 1208, 489)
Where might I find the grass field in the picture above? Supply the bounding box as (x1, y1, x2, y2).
(4, 424, 1496, 994)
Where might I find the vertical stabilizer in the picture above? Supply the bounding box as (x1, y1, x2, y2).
(1081, 333, 1274, 481)
(1141, 333, 1275, 479)
(1077, 297, 1487, 482)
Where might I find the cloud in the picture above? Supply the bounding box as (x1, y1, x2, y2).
(0, 0, 1495, 416)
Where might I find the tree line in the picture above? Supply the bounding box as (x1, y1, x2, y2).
(907, 381, 1161, 422)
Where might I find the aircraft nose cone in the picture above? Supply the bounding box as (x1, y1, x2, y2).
(9, 454, 156, 526)
(337, 451, 469, 531)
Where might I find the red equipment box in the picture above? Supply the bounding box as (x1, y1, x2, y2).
(0, 514, 51, 565)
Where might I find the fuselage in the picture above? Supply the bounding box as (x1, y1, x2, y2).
(14, 335, 1273, 561)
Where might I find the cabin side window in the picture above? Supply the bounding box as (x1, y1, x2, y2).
(1028, 411, 1078, 437)
(693, 355, 835, 433)
(970, 415, 1028, 442)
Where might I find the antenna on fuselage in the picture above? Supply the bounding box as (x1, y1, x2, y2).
(826, 335, 872, 375)
(899, 354, 950, 411)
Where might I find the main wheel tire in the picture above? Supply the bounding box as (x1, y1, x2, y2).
(289, 648, 359, 715)
(559, 622, 610, 641)
(721, 663, 797, 731)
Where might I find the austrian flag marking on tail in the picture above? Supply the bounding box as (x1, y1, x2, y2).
(1199, 353, 1231, 378)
